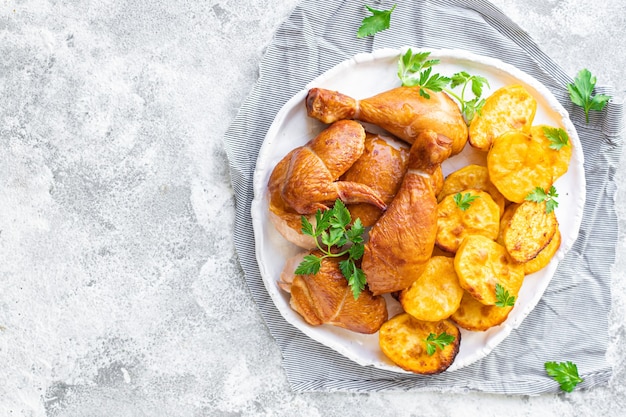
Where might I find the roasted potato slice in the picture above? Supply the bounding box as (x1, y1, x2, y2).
(524, 228, 562, 275)
(450, 290, 513, 331)
(438, 164, 506, 215)
(501, 200, 558, 263)
(496, 203, 518, 246)
(455, 235, 525, 305)
(436, 189, 500, 253)
(379, 313, 460, 374)
(487, 124, 573, 204)
(399, 256, 464, 321)
(488, 131, 555, 203)
(530, 124, 573, 182)
(469, 84, 537, 151)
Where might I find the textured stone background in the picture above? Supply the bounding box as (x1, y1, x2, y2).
(1, 0, 625, 416)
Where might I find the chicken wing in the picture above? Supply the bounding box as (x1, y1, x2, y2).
(267, 120, 387, 248)
(267, 156, 316, 249)
(269, 119, 386, 215)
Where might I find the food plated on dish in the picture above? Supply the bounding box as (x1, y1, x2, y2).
(251, 48, 585, 374)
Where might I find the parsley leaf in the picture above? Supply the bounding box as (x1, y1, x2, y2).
(296, 199, 368, 299)
(399, 50, 440, 77)
(567, 68, 611, 123)
(341, 259, 367, 299)
(545, 361, 583, 392)
(448, 71, 490, 123)
(460, 97, 486, 124)
(424, 332, 455, 356)
(454, 192, 480, 211)
(294, 254, 322, 275)
(542, 126, 570, 151)
(495, 283, 515, 308)
(346, 218, 365, 244)
(357, 4, 396, 38)
(416, 67, 451, 99)
(314, 209, 332, 236)
(525, 186, 559, 214)
(348, 242, 364, 260)
(300, 215, 314, 236)
(397, 49, 450, 98)
(330, 199, 351, 230)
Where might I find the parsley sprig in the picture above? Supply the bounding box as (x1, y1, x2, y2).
(525, 186, 559, 214)
(454, 192, 480, 211)
(424, 332, 455, 356)
(542, 126, 570, 151)
(447, 71, 490, 123)
(294, 199, 367, 299)
(567, 69, 611, 123)
(495, 283, 515, 308)
(397, 49, 489, 123)
(398, 50, 450, 99)
(357, 4, 396, 38)
(545, 361, 584, 392)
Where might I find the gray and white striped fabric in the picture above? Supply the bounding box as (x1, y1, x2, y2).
(223, 0, 624, 393)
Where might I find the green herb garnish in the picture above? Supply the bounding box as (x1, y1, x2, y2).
(397, 50, 489, 122)
(295, 199, 367, 299)
(542, 126, 570, 151)
(397, 49, 450, 99)
(453, 192, 480, 211)
(525, 186, 559, 214)
(357, 4, 396, 38)
(495, 283, 516, 308)
(545, 361, 584, 392)
(425, 332, 455, 356)
(447, 71, 490, 123)
(567, 69, 611, 124)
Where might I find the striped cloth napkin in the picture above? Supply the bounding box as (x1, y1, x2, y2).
(223, 0, 624, 393)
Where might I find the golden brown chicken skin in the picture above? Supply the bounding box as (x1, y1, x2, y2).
(267, 153, 317, 249)
(279, 252, 388, 334)
(361, 130, 453, 295)
(306, 86, 468, 155)
(340, 132, 410, 227)
(269, 119, 386, 215)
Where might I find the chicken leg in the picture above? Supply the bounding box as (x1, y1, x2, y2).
(306, 86, 468, 155)
(361, 130, 453, 295)
(279, 251, 388, 334)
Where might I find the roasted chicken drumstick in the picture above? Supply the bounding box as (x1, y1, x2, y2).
(306, 86, 468, 155)
(362, 130, 453, 295)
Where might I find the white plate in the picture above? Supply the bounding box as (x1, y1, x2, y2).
(251, 48, 585, 373)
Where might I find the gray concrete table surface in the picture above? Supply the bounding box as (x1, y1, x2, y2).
(2, 0, 625, 416)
